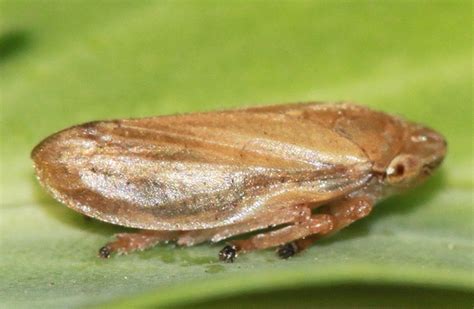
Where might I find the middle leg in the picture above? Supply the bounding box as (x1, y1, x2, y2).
(219, 213, 334, 262)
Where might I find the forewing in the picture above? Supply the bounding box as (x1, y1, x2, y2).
(244, 102, 407, 171)
(32, 107, 372, 230)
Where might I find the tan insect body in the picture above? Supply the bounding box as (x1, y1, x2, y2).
(32, 103, 446, 261)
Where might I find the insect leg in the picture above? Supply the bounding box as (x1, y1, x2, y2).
(277, 196, 374, 258)
(325, 195, 374, 232)
(98, 230, 179, 258)
(219, 196, 374, 262)
(178, 206, 309, 246)
(277, 236, 318, 259)
(219, 212, 333, 262)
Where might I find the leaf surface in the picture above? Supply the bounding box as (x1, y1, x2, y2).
(0, 1, 472, 307)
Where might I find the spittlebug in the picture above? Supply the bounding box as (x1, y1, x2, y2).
(31, 102, 446, 262)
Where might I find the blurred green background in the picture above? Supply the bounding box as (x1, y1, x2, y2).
(0, 1, 472, 308)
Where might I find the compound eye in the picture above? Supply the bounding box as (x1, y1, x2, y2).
(386, 155, 421, 185)
(387, 163, 406, 184)
(392, 163, 405, 178)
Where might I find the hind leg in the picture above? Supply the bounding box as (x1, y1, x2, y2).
(177, 205, 310, 246)
(98, 230, 179, 258)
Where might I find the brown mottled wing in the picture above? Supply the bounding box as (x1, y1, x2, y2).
(31, 105, 372, 230)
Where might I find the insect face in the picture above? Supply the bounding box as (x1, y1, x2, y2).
(386, 124, 446, 188)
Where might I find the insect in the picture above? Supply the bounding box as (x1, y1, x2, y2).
(31, 102, 446, 262)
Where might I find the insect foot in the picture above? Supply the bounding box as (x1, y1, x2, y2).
(219, 245, 238, 263)
(98, 246, 112, 259)
(277, 242, 298, 259)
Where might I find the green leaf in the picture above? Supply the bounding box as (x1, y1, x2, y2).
(1, 1, 472, 307)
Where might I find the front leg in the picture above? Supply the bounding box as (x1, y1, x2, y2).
(277, 196, 374, 258)
(326, 195, 374, 231)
